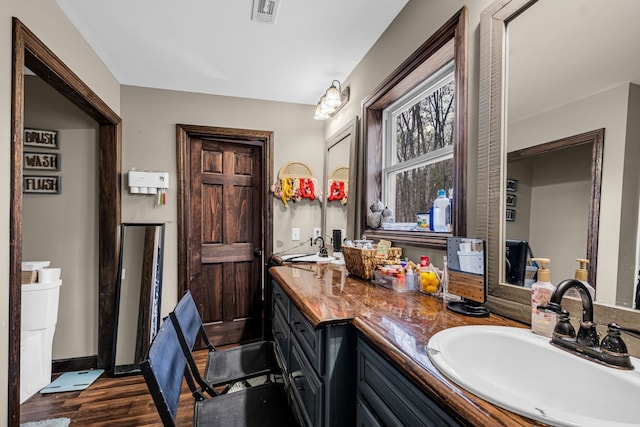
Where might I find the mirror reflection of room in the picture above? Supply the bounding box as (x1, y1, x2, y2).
(504, 131, 601, 290)
(504, 0, 640, 308)
(322, 117, 358, 255)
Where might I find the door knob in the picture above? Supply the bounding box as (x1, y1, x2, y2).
(254, 248, 262, 257)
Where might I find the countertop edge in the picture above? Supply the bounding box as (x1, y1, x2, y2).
(268, 264, 545, 427)
(352, 318, 544, 427)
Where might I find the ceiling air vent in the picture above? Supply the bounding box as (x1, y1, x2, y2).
(252, 0, 280, 24)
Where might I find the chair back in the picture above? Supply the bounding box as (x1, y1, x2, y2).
(140, 318, 187, 427)
(172, 290, 209, 351)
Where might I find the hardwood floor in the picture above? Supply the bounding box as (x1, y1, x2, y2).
(20, 350, 210, 426)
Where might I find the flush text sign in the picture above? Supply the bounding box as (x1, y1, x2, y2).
(24, 128, 58, 149)
(23, 175, 61, 194)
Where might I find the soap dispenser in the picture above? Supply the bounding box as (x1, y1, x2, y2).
(530, 258, 557, 338)
(571, 258, 595, 300)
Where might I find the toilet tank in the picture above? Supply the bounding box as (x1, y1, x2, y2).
(21, 280, 62, 331)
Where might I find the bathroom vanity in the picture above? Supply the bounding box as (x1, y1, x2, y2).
(269, 263, 546, 426)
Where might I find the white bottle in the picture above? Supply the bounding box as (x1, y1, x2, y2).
(530, 258, 557, 337)
(405, 266, 415, 291)
(432, 189, 449, 232)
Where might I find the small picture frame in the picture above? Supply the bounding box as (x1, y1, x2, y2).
(24, 128, 58, 150)
(506, 209, 516, 222)
(506, 179, 518, 192)
(23, 151, 61, 171)
(506, 193, 517, 207)
(23, 175, 61, 194)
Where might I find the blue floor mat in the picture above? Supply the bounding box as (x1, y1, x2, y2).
(40, 369, 104, 394)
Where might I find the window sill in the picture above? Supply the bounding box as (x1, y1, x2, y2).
(362, 228, 449, 250)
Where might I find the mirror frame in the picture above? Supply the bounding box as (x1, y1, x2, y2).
(478, 0, 640, 331)
(112, 223, 165, 376)
(322, 117, 358, 243)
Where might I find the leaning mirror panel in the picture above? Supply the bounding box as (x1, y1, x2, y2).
(478, 0, 640, 324)
(112, 223, 165, 376)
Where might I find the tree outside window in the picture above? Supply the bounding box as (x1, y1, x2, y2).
(383, 63, 455, 225)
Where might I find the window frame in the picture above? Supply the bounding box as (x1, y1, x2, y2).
(382, 62, 456, 216)
(361, 7, 467, 249)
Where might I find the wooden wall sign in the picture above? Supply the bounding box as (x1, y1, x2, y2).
(23, 175, 61, 194)
(24, 151, 60, 171)
(24, 128, 58, 149)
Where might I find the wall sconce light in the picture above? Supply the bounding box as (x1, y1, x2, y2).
(314, 80, 350, 120)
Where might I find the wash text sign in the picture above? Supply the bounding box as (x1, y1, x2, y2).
(24, 151, 60, 171)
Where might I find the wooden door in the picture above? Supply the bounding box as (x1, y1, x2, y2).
(188, 136, 264, 346)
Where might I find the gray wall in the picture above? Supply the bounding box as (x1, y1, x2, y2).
(23, 75, 100, 359)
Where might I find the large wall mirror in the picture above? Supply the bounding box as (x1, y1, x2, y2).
(478, 0, 640, 326)
(322, 117, 358, 250)
(112, 223, 165, 375)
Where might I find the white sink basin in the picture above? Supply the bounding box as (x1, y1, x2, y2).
(427, 325, 640, 427)
(280, 253, 335, 263)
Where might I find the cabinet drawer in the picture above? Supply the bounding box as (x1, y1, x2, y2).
(272, 280, 290, 318)
(357, 337, 461, 427)
(356, 396, 385, 427)
(290, 336, 324, 427)
(290, 303, 323, 372)
(272, 304, 290, 370)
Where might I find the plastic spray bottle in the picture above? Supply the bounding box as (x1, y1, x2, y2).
(530, 258, 557, 337)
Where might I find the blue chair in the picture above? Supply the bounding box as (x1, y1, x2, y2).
(169, 291, 281, 396)
(140, 317, 296, 427)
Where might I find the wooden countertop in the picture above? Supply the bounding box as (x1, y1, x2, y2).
(269, 263, 546, 427)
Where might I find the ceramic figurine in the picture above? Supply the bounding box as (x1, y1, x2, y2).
(382, 206, 394, 223)
(367, 200, 385, 228)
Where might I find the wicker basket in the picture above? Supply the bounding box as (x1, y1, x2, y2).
(341, 245, 402, 280)
(278, 161, 314, 179)
(329, 166, 349, 182)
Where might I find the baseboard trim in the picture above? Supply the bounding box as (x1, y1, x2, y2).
(52, 355, 98, 373)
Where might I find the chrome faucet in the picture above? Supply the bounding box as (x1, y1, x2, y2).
(538, 279, 640, 370)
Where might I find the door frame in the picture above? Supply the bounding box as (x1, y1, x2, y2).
(176, 124, 273, 337)
(10, 19, 121, 425)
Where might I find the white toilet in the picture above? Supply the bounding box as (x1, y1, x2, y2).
(20, 264, 61, 404)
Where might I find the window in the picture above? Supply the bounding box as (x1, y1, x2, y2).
(361, 8, 467, 249)
(382, 62, 455, 224)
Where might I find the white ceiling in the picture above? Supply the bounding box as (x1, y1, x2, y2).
(55, 0, 409, 106)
